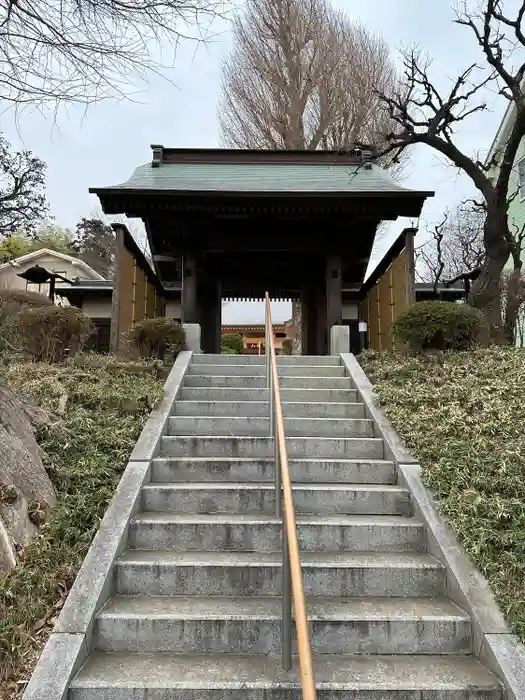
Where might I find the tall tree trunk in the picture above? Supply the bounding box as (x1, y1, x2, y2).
(469, 207, 512, 342)
(503, 253, 523, 345)
(0, 383, 55, 575)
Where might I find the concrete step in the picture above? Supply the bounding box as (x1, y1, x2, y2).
(151, 457, 396, 484)
(115, 551, 445, 597)
(140, 483, 410, 516)
(160, 436, 384, 460)
(70, 652, 503, 699)
(191, 354, 342, 365)
(183, 375, 352, 389)
(173, 401, 366, 419)
(178, 387, 359, 403)
(188, 364, 346, 377)
(94, 595, 471, 655)
(129, 513, 425, 552)
(166, 416, 375, 438)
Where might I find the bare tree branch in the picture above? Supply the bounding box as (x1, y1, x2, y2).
(418, 215, 448, 292)
(417, 204, 486, 288)
(375, 0, 525, 342)
(0, 133, 49, 236)
(219, 0, 404, 173)
(0, 0, 228, 110)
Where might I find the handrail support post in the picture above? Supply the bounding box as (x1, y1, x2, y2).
(282, 517, 292, 671)
(264, 292, 316, 698)
(275, 424, 281, 519)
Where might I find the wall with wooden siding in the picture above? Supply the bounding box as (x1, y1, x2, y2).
(359, 229, 416, 350)
(110, 224, 167, 353)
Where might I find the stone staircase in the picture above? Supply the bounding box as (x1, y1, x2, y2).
(69, 353, 503, 699)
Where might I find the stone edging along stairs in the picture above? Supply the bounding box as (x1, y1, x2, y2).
(23, 351, 525, 699)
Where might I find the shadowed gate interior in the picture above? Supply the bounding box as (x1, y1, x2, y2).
(91, 148, 432, 354)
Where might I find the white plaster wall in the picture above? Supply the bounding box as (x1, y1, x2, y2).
(166, 300, 181, 319)
(0, 254, 100, 293)
(343, 303, 358, 320)
(81, 299, 113, 318)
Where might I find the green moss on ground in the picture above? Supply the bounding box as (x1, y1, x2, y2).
(0, 358, 162, 691)
(359, 347, 525, 641)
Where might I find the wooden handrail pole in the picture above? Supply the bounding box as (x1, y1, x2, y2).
(264, 292, 317, 700)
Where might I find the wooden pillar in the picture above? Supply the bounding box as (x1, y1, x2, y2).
(326, 253, 343, 334)
(181, 252, 198, 323)
(109, 226, 124, 354)
(315, 280, 327, 355)
(211, 280, 222, 354)
(300, 288, 309, 356)
(302, 286, 318, 356)
(199, 276, 222, 354)
(405, 229, 416, 306)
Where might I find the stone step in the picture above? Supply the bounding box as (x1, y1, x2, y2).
(160, 437, 384, 460)
(183, 375, 352, 389)
(94, 595, 471, 655)
(187, 364, 347, 377)
(129, 513, 425, 552)
(173, 401, 366, 419)
(140, 483, 410, 516)
(70, 652, 503, 699)
(191, 354, 342, 365)
(166, 416, 375, 438)
(151, 457, 396, 484)
(178, 387, 359, 403)
(115, 551, 445, 597)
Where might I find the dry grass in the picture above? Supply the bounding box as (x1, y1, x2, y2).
(359, 346, 525, 641)
(0, 358, 162, 698)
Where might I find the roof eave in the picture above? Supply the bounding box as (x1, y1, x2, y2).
(91, 186, 433, 196)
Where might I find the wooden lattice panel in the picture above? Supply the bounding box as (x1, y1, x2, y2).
(117, 245, 134, 350)
(378, 271, 393, 350)
(111, 225, 168, 353)
(155, 292, 166, 318)
(146, 283, 156, 319)
(360, 233, 415, 351)
(367, 284, 380, 350)
(134, 267, 146, 324)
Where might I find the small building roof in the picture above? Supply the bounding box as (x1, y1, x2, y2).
(91, 147, 433, 199)
(59, 279, 113, 291)
(222, 324, 285, 332)
(56, 279, 113, 304)
(0, 248, 106, 281)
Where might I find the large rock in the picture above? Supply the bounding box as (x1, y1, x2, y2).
(0, 383, 56, 576)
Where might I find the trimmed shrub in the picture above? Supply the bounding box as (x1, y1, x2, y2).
(0, 289, 54, 309)
(281, 338, 293, 355)
(393, 300, 484, 352)
(221, 332, 243, 355)
(128, 318, 186, 360)
(0, 289, 55, 354)
(0, 289, 53, 323)
(15, 306, 93, 362)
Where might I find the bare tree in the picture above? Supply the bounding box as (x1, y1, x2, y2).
(0, 133, 49, 236)
(416, 203, 486, 287)
(375, 0, 525, 342)
(503, 217, 525, 342)
(219, 0, 401, 161)
(507, 268, 525, 344)
(415, 215, 448, 291)
(0, 0, 226, 110)
(219, 0, 403, 352)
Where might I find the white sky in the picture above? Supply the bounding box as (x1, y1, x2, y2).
(0, 0, 509, 324)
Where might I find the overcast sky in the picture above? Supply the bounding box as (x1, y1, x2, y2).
(0, 0, 508, 324)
